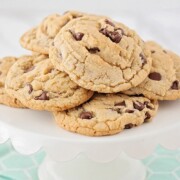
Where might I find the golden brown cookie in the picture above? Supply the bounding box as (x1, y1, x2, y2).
(124, 41, 180, 100)
(20, 11, 86, 54)
(50, 16, 152, 93)
(0, 57, 25, 108)
(54, 94, 158, 136)
(5, 54, 93, 111)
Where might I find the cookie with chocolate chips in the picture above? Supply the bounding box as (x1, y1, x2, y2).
(0, 57, 25, 108)
(5, 54, 93, 111)
(53, 94, 158, 136)
(50, 16, 152, 93)
(20, 11, 86, 54)
(124, 41, 180, 100)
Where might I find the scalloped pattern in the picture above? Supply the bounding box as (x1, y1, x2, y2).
(0, 120, 180, 162)
(0, 141, 180, 180)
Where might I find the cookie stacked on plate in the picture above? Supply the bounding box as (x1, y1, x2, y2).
(1, 11, 180, 136)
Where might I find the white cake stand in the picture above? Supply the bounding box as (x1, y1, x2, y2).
(0, 100, 180, 180)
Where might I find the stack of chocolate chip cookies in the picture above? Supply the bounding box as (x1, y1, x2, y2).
(1, 11, 180, 136)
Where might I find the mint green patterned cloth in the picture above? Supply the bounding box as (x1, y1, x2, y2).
(0, 141, 179, 180)
(0, 141, 45, 180)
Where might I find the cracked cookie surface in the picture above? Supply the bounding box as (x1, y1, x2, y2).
(124, 41, 180, 100)
(50, 16, 152, 93)
(0, 57, 25, 108)
(5, 54, 93, 111)
(20, 11, 86, 54)
(54, 94, 158, 136)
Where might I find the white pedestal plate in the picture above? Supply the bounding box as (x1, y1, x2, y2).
(0, 100, 180, 180)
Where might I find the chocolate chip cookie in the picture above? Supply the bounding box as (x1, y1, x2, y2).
(20, 11, 85, 54)
(0, 57, 25, 108)
(124, 41, 180, 100)
(5, 54, 93, 111)
(53, 94, 158, 136)
(50, 16, 152, 93)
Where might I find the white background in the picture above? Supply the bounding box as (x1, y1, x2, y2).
(0, 0, 180, 57)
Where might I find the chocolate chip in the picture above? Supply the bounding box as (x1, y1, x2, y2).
(100, 28, 109, 36)
(105, 19, 115, 27)
(69, 30, 84, 41)
(24, 66, 35, 73)
(109, 31, 122, 43)
(26, 83, 33, 94)
(133, 101, 145, 111)
(115, 28, 125, 35)
(86, 47, 100, 54)
(140, 53, 147, 66)
(34, 91, 49, 100)
(100, 28, 122, 43)
(151, 50, 156, 54)
(171, 80, 179, 90)
(125, 123, 134, 129)
(163, 50, 167, 53)
(144, 101, 149, 105)
(144, 102, 153, 110)
(148, 72, 161, 81)
(144, 112, 151, 122)
(74, 32, 84, 41)
(146, 104, 154, 110)
(114, 101, 126, 106)
(125, 109, 134, 113)
(79, 111, 93, 119)
(0, 71, 2, 75)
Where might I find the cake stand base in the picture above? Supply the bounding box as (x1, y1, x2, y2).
(38, 153, 146, 180)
